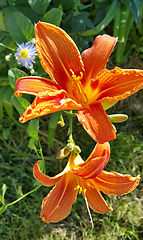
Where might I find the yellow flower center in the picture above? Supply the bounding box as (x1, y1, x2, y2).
(70, 71, 88, 105)
(20, 49, 28, 58)
(74, 184, 87, 194)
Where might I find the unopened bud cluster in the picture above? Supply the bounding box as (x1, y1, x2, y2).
(56, 143, 81, 159)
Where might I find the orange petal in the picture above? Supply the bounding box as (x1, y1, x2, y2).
(71, 155, 108, 179)
(35, 22, 85, 96)
(19, 90, 81, 123)
(14, 76, 59, 97)
(87, 142, 110, 160)
(79, 178, 112, 213)
(90, 170, 140, 196)
(93, 67, 143, 102)
(81, 34, 117, 84)
(77, 103, 116, 144)
(71, 142, 110, 179)
(33, 161, 62, 187)
(40, 173, 78, 223)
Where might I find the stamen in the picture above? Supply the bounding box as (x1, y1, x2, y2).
(83, 188, 87, 194)
(74, 184, 80, 191)
(79, 186, 82, 194)
(74, 182, 93, 227)
(84, 196, 94, 228)
(70, 70, 88, 105)
(76, 178, 94, 228)
(74, 185, 84, 194)
(76, 80, 88, 105)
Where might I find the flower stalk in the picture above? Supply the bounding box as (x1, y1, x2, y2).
(68, 110, 75, 144)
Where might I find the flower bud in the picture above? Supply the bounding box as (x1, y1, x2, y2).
(30, 68, 35, 75)
(57, 113, 65, 127)
(73, 145, 81, 154)
(108, 114, 128, 123)
(57, 120, 65, 127)
(31, 38, 36, 44)
(56, 143, 74, 159)
(5, 54, 12, 61)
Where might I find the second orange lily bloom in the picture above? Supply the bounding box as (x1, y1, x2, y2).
(33, 142, 140, 223)
(14, 22, 143, 143)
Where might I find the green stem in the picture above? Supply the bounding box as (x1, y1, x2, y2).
(38, 138, 45, 173)
(5, 185, 41, 208)
(113, 3, 121, 37)
(68, 110, 75, 144)
(0, 43, 15, 51)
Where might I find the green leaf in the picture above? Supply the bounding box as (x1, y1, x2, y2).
(7, 11, 34, 44)
(3, 102, 13, 119)
(28, 0, 51, 15)
(0, 205, 7, 214)
(17, 186, 23, 196)
(0, 86, 10, 120)
(3, 86, 14, 119)
(64, 12, 92, 33)
(0, 0, 7, 8)
(0, 196, 3, 203)
(78, 13, 96, 31)
(2, 129, 10, 140)
(0, 184, 7, 206)
(2, 184, 7, 200)
(11, 95, 30, 115)
(53, 0, 77, 11)
(82, 0, 120, 36)
(8, 68, 27, 90)
(28, 137, 37, 151)
(48, 112, 60, 147)
(3, 86, 13, 102)
(27, 119, 39, 139)
(0, 104, 3, 120)
(130, 0, 143, 26)
(0, 12, 6, 31)
(41, 8, 63, 26)
(7, 0, 16, 6)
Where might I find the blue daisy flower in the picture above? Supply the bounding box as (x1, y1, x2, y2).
(14, 42, 37, 68)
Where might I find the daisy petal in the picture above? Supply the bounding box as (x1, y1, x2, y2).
(15, 42, 37, 68)
(81, 34, 117, 83)
(91, 170, 140, 196)
(14, 76, 58, 97)
(35, 22, 85, 95)
(77, 103, 116, 144)
(40, 173, 78, 223)
(19, 90, 81, 123)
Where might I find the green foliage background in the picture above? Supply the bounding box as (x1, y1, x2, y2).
(0, 0, 143, 239)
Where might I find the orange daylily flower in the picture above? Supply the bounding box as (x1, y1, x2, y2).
(33, 142, 140, 223)
(15, 22, 143, 143)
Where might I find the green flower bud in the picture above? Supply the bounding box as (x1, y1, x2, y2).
(108, 114, 128, 123)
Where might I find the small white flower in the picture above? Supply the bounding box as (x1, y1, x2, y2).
(5, 54, 12, 61)
(31, 38, 36, 45)
(30, 68, 35, 75)
(14, 42, 37, 68)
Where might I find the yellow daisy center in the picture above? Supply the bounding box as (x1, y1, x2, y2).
(20, 49, 28, 58)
